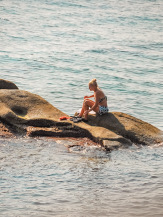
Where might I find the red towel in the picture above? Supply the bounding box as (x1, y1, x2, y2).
(59, 116, 70, 121)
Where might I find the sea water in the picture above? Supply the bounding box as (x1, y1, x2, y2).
(0, 0, 163, 216)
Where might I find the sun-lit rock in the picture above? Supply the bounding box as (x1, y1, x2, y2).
(0, 87, 162, 151)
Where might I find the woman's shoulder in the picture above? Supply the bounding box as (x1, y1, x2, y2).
(94, 90, 103, 99)
(95, 89, 101, 95)
(96, 88, 104, 96)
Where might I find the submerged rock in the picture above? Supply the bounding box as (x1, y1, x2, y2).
(0, 88, 162, 151)
(0, 79, 19, 89)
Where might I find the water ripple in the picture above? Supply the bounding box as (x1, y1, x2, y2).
(0, 0, 163, 215)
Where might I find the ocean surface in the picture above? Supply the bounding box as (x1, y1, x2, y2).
(0, 0, 163, 216)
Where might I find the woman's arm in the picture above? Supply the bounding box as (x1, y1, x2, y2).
(84, 94, 94, 99)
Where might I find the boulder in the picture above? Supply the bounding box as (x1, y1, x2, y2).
(0, 79, 19, 89)
(0, 89, 162, 151)
(88, 112, 162, 146)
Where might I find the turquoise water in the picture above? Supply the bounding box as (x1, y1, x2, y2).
(0, 0, 163, 216)
(1, 0, 163, 129)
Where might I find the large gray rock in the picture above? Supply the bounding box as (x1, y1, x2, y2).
(0, 88, 162, 151)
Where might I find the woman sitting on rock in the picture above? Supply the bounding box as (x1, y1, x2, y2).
(77, 78, 109, 122)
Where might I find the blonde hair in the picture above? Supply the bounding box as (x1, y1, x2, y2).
(89, 78, 98, 87)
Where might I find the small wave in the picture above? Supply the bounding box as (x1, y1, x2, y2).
(85, 49, 108, 54)
(69, 144, 110, 159)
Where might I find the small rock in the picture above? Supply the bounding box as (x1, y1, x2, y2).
(0, 79, 19, 89)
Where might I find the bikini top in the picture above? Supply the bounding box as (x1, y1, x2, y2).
(99, 95, 107, 103)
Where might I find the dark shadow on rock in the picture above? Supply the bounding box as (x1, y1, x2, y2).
(27, 122, 94, 140)
(0, 118, 27, 136)
(88, 113, 126, 134)
(11, 106, 28, 117)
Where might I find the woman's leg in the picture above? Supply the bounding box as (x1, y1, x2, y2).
(79, 99, 99, 119)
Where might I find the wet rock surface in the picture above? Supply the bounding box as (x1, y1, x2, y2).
(0, 87, 162, 151)
(0, 121, 14, 138)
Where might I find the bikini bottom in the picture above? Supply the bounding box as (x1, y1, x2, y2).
(99, 106, 109, 115)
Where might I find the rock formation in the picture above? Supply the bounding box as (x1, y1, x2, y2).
(0, 79, 162, 151)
